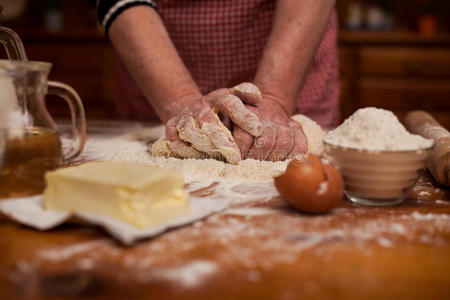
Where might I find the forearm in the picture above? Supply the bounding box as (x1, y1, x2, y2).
(254, 0, 336, 115)
(109, 6, 201, 122)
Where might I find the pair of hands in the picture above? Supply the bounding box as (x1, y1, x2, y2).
(164, 83, 308, 164)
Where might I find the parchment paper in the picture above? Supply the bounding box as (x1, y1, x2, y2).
(0, 181, 227, 245)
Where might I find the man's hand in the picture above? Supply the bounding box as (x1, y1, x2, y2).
(233, 93, 308, 161)
(164, 84, 263, 164)
(236, 0, 335, 161)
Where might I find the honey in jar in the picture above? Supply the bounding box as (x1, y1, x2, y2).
(0, 127, 62, 198)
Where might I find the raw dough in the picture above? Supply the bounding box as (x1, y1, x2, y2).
(150, 137, 173, 158)
(291, 114, 325, 156)
(151, 114, 325, 161)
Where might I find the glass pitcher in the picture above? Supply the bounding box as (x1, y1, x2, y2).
(0, 59, 86, 198)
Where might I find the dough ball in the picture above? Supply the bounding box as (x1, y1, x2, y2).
(150, 137, 172, 157)
(291, 114, 325, 156)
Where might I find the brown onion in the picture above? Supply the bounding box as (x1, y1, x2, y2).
(274, 154, 344, 213)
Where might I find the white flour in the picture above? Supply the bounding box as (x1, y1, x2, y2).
(30, 208, 450, 287)
(408, 212, 450, 221)
(147, 156, 287, 183)
(72, 135, 287, 184)
(38, 240, 111, 261)
(222, 207, 279, 216)
(157, 260, 218, 288)
(324, 107, 433, 151)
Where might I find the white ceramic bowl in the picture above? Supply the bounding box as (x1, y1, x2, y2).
(323, 141, 433, 206)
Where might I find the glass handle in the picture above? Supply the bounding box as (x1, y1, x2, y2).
(0, 26, 28, 61)
(47, 81, 86, 161)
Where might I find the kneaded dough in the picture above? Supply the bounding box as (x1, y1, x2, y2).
(151, 137, 173, 158)
(151, 114, 325, 161)
(291, 114, 325, 156)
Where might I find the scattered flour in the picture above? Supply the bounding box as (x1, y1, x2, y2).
(194, 181, 280, 206)
(38, 240, 112, 261)
(409, 211, 450, 221)
(324, 107, 433, 151)
(146, 156, 287, 183)
(22, 206, 449, 290)
(70, 135, 287, 183)
(222, 207, 279, 216)
(435, 200, 450, 205)
(158, 260, 218, 288)
(418, 191, 432, 197)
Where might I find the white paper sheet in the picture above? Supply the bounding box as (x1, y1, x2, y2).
(0, 187, 227, 245)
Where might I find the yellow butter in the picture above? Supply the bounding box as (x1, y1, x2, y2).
(43, 161, 190, 228)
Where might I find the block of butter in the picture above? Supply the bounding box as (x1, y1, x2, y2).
(44, 161, 190, 228)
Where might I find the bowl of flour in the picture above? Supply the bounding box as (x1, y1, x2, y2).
(323, 107, 433, 206)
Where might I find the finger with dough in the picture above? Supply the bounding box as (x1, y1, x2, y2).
(197, 107, 241, 164)
(176, 115, 216, 156)
(150, 137, 173, 158)
(213, 94, 263, 137)
(230, 82, 262, 105)
(166, 117, 203, 159)
(202, 88, 230, 105)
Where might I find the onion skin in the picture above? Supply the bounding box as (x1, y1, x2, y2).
(274, 154, 344, 213)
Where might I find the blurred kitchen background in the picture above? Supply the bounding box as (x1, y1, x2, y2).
(1, 0, 450, 128)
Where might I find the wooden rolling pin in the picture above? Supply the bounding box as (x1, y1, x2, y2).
(405, 111, 450, 186)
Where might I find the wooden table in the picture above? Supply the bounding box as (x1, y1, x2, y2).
(1, 124, 450, 300)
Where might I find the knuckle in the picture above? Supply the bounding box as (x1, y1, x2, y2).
(254, 135, 273, 149)
(278, 139, 292, 149)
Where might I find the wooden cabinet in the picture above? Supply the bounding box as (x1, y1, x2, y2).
(339, 32, 450, 129)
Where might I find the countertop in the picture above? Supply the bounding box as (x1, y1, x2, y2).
(1, 121, 449, 299)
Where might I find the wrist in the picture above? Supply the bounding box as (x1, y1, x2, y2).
(254, 84, 296, 116)
(160, 92, 201, 122)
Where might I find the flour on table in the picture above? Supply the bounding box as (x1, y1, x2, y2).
(157, 260, 218, 288)
(147, 156, 287, 183)
(324, 107, 433, 151)
(31, 207, 450, 282)
(222, 207, 280, 216)
(72, 134, 288, 184)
